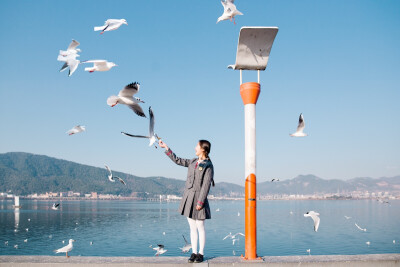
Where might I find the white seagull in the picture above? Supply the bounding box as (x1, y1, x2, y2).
(59, 39, 81, 57)
(304, 211, 320, 232)
(94, 19, 128, 34)
(107, 82, 146, 117)
(179, 235, 192, 253)
(344, 216, 351, 220)
(271, 178, 279, 182)
(66, 125, 86, 136)
(217, 0, 243, 24)
(54, 239, 75, 258)
(82, 60, 117, 72)
(290, 113, 308, 137)
(52, 203, 60, 210)
(355, 223, 367, 232)
(57, 54, 80, 77)
(104, 165, 126, 185)
(223, 232, 245, 240)
(153, 244, 167, 256)
(121, 106, 161, 148)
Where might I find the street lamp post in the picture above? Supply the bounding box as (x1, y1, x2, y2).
(228, 27, 278, 260)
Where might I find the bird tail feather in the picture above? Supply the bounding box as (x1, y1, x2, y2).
(107, 95, 119, 106)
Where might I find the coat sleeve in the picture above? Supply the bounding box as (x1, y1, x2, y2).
(165, 148, 191, 167)
(197, 166, 214, 207)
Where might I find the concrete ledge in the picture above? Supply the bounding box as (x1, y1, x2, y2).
(0, 254, 399, 267)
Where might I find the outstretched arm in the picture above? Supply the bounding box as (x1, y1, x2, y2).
(159, 140, 191, 167)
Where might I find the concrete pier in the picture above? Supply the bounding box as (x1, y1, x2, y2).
(1, 254, 399, 267)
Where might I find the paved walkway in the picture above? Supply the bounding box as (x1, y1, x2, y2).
(1, 254, 399, 267)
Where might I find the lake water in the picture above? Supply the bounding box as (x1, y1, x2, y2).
(0, 199, 399, 257)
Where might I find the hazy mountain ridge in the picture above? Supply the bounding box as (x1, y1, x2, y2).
(0, 152, 399, 196)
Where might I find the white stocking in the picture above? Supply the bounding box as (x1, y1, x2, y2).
(196, 219, 205, 255)
(187, 217, 198, 254)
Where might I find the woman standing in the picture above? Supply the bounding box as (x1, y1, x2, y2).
(159, 140, 214, 263)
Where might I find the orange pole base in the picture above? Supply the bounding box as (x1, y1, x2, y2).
(243, 173, 258, 260)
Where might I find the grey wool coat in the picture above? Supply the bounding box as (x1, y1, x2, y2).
(165, 148, 214, 220)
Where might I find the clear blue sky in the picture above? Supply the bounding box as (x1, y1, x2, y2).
(0, 1, 399, 185)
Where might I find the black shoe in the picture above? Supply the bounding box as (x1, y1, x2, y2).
(194, 253, 204, 263)
(188, 253, 197, 263)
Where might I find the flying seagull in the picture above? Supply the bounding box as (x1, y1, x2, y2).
(355, 223, 367, 232)
(52, 203, 60, 210)
(304, 211, 320, 232)
(223, 232, 245, 240)
(66, 125, 86, 136)
(121, 107, 161, 148)
(54, 239, 75, 258)
(271, 178, 279, 182)
(217, 0, 243, 24)
(82, 60, 117, 72)
(153, 244, 167, 256)
(290, 113, 308, 137)
(179, 235, 192, 253)
(107, 82, 146, 117)
(94, 19, 128, 34)
(104, 165, 126, 185)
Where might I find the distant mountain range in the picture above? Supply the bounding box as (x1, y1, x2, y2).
(0, 152, 399, 196)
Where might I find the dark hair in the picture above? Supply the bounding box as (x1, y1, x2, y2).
(199, 139, 214, 187)
(199, 140, 211, 159)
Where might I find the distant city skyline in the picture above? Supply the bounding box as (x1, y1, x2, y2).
(0, 1, 399, 185)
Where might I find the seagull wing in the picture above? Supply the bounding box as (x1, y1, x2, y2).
(182, 235, 189, 245)
(67, 40, 80, 51)
(60, 62, 68, 72)
(149, 107, 155, 136)
(68, 59, 80, 77)
(121, 132, 150, 139)
(104, 164, 112, 176)
(296, 113, 305, 133)
(128, 103, 146, 117)
(235, 232, 245, 237)
(119, 82, 140, 97)
(311, 214, 320, 232)
(223, 233, 232, 240)
(157, 244, 164, 249)
(81, 60, 107, 65)
(55, 203, 60, 208)
(114, 176, 126, 185)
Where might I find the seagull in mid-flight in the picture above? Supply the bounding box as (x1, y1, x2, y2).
(82, 60, 117, 73)
(217, 0, 243, 24)
(121, 107, 161, 148)
(104, 165, 126, 185)
(94, 19, 128, 34)
(179, 235, 192, 253)
(57, 40, 81, 76)
(290, 113, 308, 137)
(223, 232, 245, 240)
(107, 82, 146, 117)
(271, 178, 279, 182)
(54, 239, 75, 258)
(52, 203, 60, 210)
(153, 244, 167, 256)
(355, 222, 367, 232)
(66, 125, 86, 136)
(304, 211, 320, 232)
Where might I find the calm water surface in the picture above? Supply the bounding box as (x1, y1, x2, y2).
(0, 199, 399, 257)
